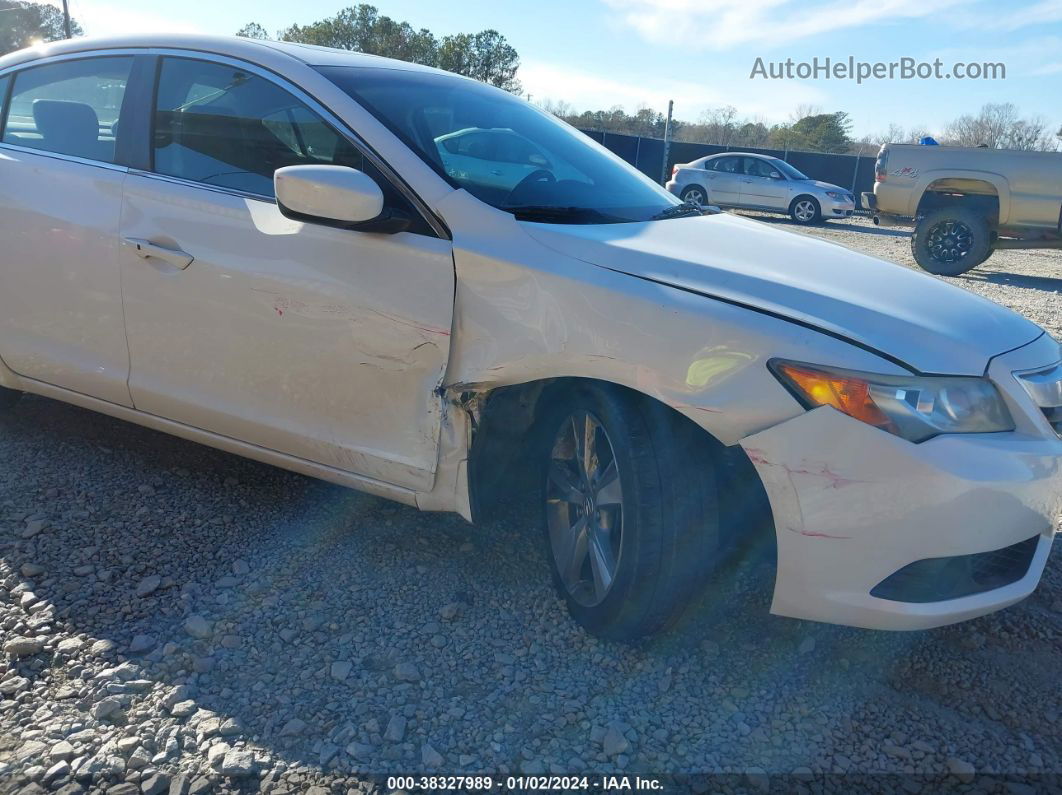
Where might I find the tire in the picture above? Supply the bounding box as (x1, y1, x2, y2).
(537, 382, 720, 640)
(911, 206, 992, 276)
(680, 184, 708, 206)
(0, 386, 20, 410)
(789, 196, 821, 225)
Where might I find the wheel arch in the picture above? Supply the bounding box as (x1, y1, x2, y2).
(680, 183, 709, 201)
(789, 193, 820, 211)
(788, 194, 822, 223)
(912, 171, 1010, 225)
(459, 375, 776, 561)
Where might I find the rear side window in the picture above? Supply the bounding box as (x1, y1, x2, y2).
(1, 57, 133, 164)
(153, 58, 368, 197)
(707, 157, 740, 173)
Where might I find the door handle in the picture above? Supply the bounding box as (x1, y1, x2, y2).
(122, 238, 193, 270)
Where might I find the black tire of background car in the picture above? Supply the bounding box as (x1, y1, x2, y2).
(911, 206, 993, 276)
(789, 195, 822, 225)
(536, 382, 720, 640)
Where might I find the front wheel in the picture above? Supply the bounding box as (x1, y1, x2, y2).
(539, 383, 720, 640)
(911, 207, 992, 275)
(789, 196, 821, 225)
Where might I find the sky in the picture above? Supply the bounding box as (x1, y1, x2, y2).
(48, 0, 1062, 139)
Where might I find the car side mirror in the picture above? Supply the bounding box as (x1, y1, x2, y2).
(769, 171, 783, 180)
(275, 165, 410, 234)
(528, 153, 551, 168)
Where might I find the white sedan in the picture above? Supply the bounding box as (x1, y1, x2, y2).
(0, 34, 1058, 639)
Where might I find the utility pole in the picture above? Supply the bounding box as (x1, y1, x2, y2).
(660, 99, 673, 185)
(61, 0, 72, 38)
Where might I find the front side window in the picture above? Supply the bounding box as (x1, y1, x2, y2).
(317, 66, 680, 224)
(153, 58, 368, 197)
(744, 158, 779, 179)
(1, 56, 133, 163)
(774, 159, 809, 181)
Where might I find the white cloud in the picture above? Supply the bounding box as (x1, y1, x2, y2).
(1030, 61, 1062, 75)
(520, 60, 724, 111)
(604, 0, 971, 49)
(519, 58, 828, 122)
(956, 0, 1062, 31)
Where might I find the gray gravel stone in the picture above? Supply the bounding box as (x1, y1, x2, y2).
(279, 718, 306, 737)
(384, 715, 407, 742)
(421, 743, 444, 767)
(947, 756, 976, 783)
(219, 749, 255, 777)
(182, 615, 213, 639)
(169, 700, 197, 718)
(135, 575, 161, 597)
(4, 636, 43, 658)
(128, 634, 156, 654)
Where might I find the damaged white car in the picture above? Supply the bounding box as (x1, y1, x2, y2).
(0, 35, 1059, 639)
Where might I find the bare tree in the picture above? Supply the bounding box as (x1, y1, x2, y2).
(697, 105, 739, 146)
(789, 104, 822, 124)
(943, 103, 1059, 151)
(540, 99, 574, 118)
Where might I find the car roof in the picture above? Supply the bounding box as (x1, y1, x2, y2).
(705, 152, 776, 160)
(0, 33, 454, 76)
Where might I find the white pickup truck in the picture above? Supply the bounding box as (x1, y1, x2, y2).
(863, 143, 1062, 275)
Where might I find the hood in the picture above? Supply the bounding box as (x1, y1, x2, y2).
(522, 212, 1042, 375)
(803, 179, 846, 192)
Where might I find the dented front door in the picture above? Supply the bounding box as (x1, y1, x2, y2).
(119, 173, 454, 491)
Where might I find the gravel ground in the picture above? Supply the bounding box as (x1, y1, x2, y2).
(1, 215, 1060, 795)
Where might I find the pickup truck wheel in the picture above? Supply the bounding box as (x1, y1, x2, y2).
(679, 185, 707, 206)
(912, 207, 992, 275)
(789, 196, 821, 225)
(539, 384, 720, 640)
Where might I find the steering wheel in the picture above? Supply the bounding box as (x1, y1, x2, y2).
(507, 169, 556, 203)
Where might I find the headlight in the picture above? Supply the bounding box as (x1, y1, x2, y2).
(769, 359, 1014, 442)
(825, 191, 845, 201)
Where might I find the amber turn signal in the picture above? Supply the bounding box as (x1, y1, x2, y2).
(772, 362, 895, 431)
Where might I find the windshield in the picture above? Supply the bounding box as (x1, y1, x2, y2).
(316, 66, 682, 223)
(772, 159, 809, 180)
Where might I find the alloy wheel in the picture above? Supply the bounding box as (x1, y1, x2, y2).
(793, 200, 816, 222)
(926, 220, 974, 264)
(683, 188, 705, 205)
(545, 411, 624, 607)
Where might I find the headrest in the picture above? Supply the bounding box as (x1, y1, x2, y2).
(32, 100, 100, 145)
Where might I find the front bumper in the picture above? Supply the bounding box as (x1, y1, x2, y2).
(823, 197, 855, 217)
(740, 339, 1062, 631)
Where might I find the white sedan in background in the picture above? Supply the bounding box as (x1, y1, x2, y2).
(0, 34, 1058, 640)
(668, 152, 856, 224)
